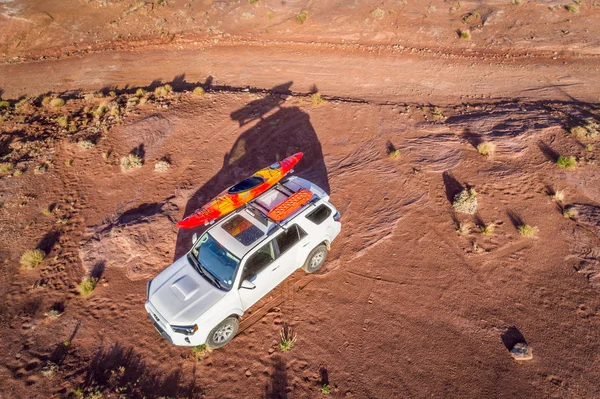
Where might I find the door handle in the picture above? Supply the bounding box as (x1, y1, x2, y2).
(302, 242, 311, 247)
(272, 265, 280, 271)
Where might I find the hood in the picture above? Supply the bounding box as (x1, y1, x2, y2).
(148, 255, 226, 325)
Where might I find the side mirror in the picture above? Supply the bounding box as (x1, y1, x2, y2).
(240, 279, 256, 290)
(192, 233, 198, 245)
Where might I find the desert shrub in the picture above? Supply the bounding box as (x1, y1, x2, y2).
(0, 162, 14, 173)
(41, 97, 52, 106)
(120, 154, 143, 171)
(477, 142, 496, 156)
(311, 92, 323, 106)
(44, 309, 62, 319)
(479, 223, 495, 235)
(20, 249, 45, 269)
(456, 222, 470, 236)
(459, 29, 471, 39)
(41, 362, 58, 379)
(65, 159, 73, 167)
(321, 384, 331, 395)
(248, 0, 258, 4)
(95, 103, 109, 117)
(49, 98, 65, 108)
(556, 155, 577, 169)
(34, 163, 48, 174)
(192, 344, 210, 361)
(13, 169, 23, 176)
(453, 188, 478, 214)
(154, 84, 172, 97)
(512, 0, 521, 4)
(42, 208, 52, 216)
(135, 88, 147, 98)
(267, 10, 274, 19)
(0, 100, 10, 109)
(570, 126, 588, 139)
(462, 12, 480, 23)
(279, 326, 297, 352)
(154, 160, 170, 172)
(565, 5, 579, 13)
(193, 86, 205, 97)
(295, 10, 308, 24)
(387, 149, 400, 159)
(79, 277, 98, 296)
(77, 140, 95, 150)
(586, 144, 594, 152)
(56, 115, 68, 128)
(371, 8, 385, 18)
(518, 224, 538, 238)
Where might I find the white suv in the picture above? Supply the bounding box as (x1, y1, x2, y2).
(145, 176, 341, 348)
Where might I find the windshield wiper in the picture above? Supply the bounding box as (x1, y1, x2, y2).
(188, 254, 222, 289)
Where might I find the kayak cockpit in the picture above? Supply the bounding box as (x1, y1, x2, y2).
(228, 176, 264, 194)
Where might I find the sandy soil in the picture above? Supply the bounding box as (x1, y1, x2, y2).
(1, 1, 600, 399)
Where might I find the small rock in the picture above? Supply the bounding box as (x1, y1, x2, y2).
(510, 342, 533, 361)
(268, 348, 275, 354)
(245, 370, 252, 377)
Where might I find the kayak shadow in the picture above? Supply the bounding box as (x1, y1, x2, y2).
(173, 82, 329, 259)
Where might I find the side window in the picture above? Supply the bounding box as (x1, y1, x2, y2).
(306, 204, 332, 225)
(276, 225, 307, 255)
(241, 240, 275, 282)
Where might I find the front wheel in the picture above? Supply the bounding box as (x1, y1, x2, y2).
(302, 244, 328, 273)
(205, 316, 239, 349)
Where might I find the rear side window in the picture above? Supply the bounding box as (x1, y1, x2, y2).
(306, 204, 332, 225)
(276, 225, 307, 255)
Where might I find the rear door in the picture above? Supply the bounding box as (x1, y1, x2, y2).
(238, 239, 282, 310)
(274, 224, 310, 279)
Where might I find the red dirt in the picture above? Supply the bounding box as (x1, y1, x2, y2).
(1, 1, 600, 399)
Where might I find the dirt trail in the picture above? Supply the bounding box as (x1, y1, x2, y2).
(2, 42, 600, 104)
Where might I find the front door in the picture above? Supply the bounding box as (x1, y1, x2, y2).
(238, 239, 282, 310)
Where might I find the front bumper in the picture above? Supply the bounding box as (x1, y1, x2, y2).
(144, 301, 208, 346)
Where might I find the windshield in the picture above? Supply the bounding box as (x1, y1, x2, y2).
(190, 233, 240, 290)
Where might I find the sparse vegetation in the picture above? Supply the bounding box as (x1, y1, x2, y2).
(387, 149, 401, 159)
(13, 169, 23, 177)
(311, 92, 323, 106)
(453, 188, 478, 214)
(191, 344, 210, 361)
(65, 159, 73, 167)
(0, 162, 14, 173)
(34, 163, 48, 174)
(77, 140, 95, 150)
(0, 100, 10, 109)
(279, 325, 297, 352)
(477, 142, 496, 156)
(321, 384, 332, 395)
(41, 362, 58, 379)
(120, 154, 144, 171)
(154, 160, 170, 172)
(462, 12, 480, 24)
(456, 222, 471, 236)
(248, 0, 258, 4)
(20, 249, 45, 269)
(42, 208, 52, 216)
(267, 10, 275, 19)
(295, 10, 308, 24)
(94, 102, 109, 117)
(512, 0, 521, 5)
(193, 86, 205, 97)
(56, 115, 68, 128)
(586, 144, 594, 152)
(135, 88, 147, 98)
(556, 155, 577, 169)
(49, 98, 65, 108)
(459, 29, 471, 39)
(518, 224, 539, 238)
(79, 277, 98, 296)
(570, 119, 599, 139)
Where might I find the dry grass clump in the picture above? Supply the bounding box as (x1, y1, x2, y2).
(570, 119, 599, 140)
(154, 84, 173, 97)
(0, 162, 14, 173)
(279, 325, 297, 352)
(551, 189, 565, 203)
(79, 277, 98, 296)
(94, 102, 109, 117)
(477, 142, 496, 156)
(154, 160, 170, 172)
(453, 188, 478, 214)
(518, 224, 539, 238)
(371, 8, 385, 18)
(77, 140, 95, 150)
(459, 29, 471, 39)
(120, 154, 143, 171)
(44, 309, 63, 319)
(311, 92, 323, 106)
(20, 249, 45, 269)
(387, 149, 400, 159)
(556, 155, 577, 169)
(41, 362, 58, 379)
(56, 115, 68, 128)
(191, 344, 210, 362)
(512, 0, 521, 4)
(563, 207, 578, 220)
(193, 86, 205, 97)
(479, 223, 495, 235)
(456, 222, 471, 236)
(321, 384, 332, 395)
(462, 12, 480, 23)
(295, 10, 308, 24)
(0, 100, 10, 109)
(34, 163, 48, 174)
(135, 88, 147, 98)
(49, 98, 65, 108)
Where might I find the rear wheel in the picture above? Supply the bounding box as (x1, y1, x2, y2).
(302, 244, 328, 273)
(206, 316, 239, 349)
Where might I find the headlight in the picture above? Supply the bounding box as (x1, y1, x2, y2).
(171, 324, 198, 336)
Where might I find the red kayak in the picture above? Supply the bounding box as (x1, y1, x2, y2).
(177, 153, 304, 229)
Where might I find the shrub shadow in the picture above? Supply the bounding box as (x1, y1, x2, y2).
(442, 171, 463, 204)
(507, 210, 524, 229)
(537, 141, 559, 163)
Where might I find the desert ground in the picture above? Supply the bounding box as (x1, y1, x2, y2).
(1, 1, 600, 398)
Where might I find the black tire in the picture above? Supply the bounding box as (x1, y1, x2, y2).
(205, 316, 239, 349)
(302, 244, 328, 273)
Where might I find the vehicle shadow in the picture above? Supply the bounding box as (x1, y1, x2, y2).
(173, 81, 329, 259)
